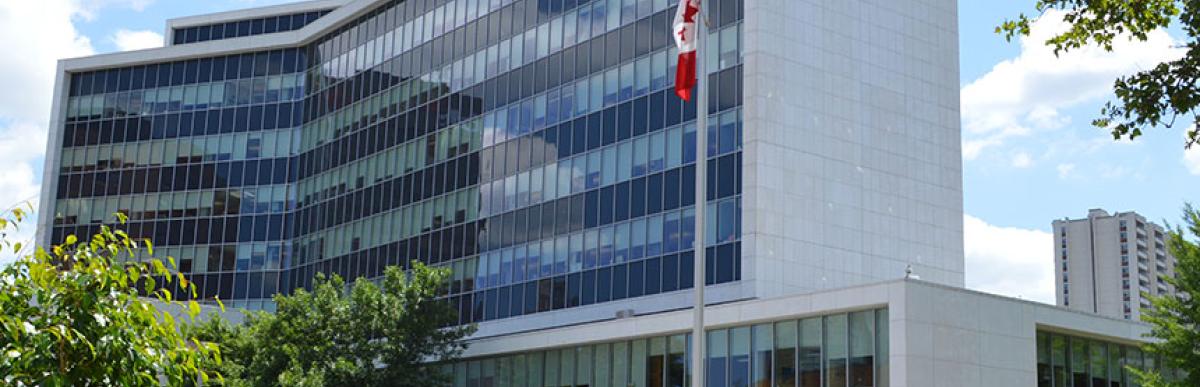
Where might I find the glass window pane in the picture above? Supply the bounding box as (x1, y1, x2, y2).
(602, 146, 618, 186)
(708, 329, 729, 387)
(480, 358, 494, 387)
(492, 357, 507, 387)
(529, 352, 545, 387)
(799, 318, 822, 387)
(1126, 347, 1142, 387)
(669, 335, 687, 387)
(730, 327, 751, 387)
(753, 324, 773, 387)
(649, 336, 666, 387)
(1050, 334, 1068, 387)
(776, 320, 798, 387)
(849, 311, 875, 387)
(596, 344, 611, 387)
(469, 360, 481, 387)
(456, 362, 469, 387)
(1071, 338, 1088, 387)
(632, 339, 648, 387)
(1090, 340, 1107, 387)
(544, 350, 560, 387)
(824, 315, 847, 387)
(537, 24, 550, 58)
(606, 0, 621, 30)
(578, 346, 593, 386)
(876, 310, 889, 387)
(550, 18, 563, 53)
(615, 341, 631, 387)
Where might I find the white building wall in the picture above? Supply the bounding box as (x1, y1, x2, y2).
(740, 0, 965, 299)
(891, 281, 1148, 386)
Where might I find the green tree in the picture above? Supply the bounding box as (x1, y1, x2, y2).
(194, 262, 474, 387)
(0, 206, 221, 386)
(1131, 205, 1200, 386)
(998, 0, 1200, 148)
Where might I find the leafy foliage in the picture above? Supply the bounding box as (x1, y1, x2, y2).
(193, 263, 475, 387)
(1131, 205, 1200, 386)
(0, 208, 221, 386)
(998, 0, 1200, 148)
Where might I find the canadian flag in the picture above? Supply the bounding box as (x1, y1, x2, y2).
(673, 0, 701, 101)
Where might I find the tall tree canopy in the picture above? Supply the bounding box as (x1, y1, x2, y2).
(0, 208, 220, 386)
(1133, 205, 1200, 387)
(193, 263, 474, 387)
(999, 0, 1200, 148)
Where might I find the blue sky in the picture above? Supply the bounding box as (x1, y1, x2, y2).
(959, 2, 1195, 228)
(0, 0, 1195, 303)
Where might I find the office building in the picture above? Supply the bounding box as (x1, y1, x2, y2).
(36, 0, 1166, 385)
(38, 0, 964, 323)
(1053, 209, 1177, 320)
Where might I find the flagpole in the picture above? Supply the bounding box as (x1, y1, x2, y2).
(691, 2, 708, 386)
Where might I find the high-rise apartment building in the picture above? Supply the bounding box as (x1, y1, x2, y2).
(1053, 209, 1177, 320)
(36, 0, 1167, 385)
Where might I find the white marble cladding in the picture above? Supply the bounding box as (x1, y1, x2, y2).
(739, 0, 964, 298)
(463, 280, 1151, 387)
(892, 281, 1148, 387)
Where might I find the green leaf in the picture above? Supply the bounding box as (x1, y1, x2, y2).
(0, 210, 219, 386)
(151, 259, 167, 276)
(195, 260, 474, 385)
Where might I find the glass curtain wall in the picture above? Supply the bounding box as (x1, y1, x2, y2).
(54, 0, 746, 317)
(291, 0, 746, 323)
(1036, 330, 1176, 387)
(55, 49, 308, 311)
(449, 309, 888, 387)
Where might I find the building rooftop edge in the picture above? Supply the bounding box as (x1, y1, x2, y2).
(165, 0, 351, 30)
(467, 278, 1150, 343)
(57, 0, 387, 72)
(900, 278, 1152, 326)
(1054, 208, 1157, 224)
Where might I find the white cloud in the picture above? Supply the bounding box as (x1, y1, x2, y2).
(1011, 152, 1034, 168)
(1056, 163, 1076, 179)
(0, 0, 97, 265)
(964, 214, 1055, 304)
(961, 9, 1184, 160)
(111, 29, 162, 51)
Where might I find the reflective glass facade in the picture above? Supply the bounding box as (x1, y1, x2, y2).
(56, 49, 307, 310)
(1035, 331, 1174, 387)
(50, 0, 744, 316)
(171, 10, 334, 45)
(446, 309, 888, 387)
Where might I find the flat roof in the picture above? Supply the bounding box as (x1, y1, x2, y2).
(60, 0, 378, 72)
(166, 0, 350, 30)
